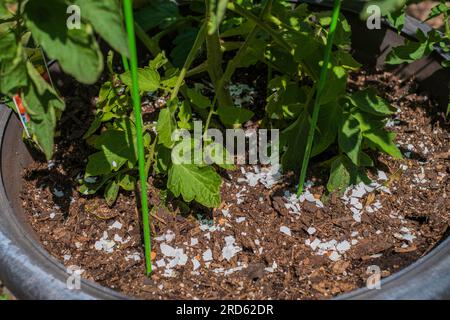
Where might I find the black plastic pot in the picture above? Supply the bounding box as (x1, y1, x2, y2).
(0, 4, 449, 300)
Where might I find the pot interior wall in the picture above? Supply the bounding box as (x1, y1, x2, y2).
(1, 114, 35, 236)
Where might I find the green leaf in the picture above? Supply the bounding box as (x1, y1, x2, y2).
(239, 37, 266, 68)
(359, 151, 374, 167)
(95, 129, 137, 163)
(86, 129, 137, 176)
(0, 31, 16, 59)
(427, 2, 449, 21)
(167, 164, 222, 208)
(177, 100, 192, 130)
(312, 102, 341, 156)
(361, 0, 407, 18)
(387, 9, 406, 31)
(83, 111, 117, 139)
(338, 113, 362, 165)
(149, 52, 169, 70)
(327, 155, 371, 192)
(281, 113, 309, 171)
(208, 0, 229, 35)
(320, 66, 347, 105)
(104, 179, 120, 206)
(363, 127, 403, 159)
(135, 0, 180, 32)
(186, 88, 211, 109)
(386, 29, 440, 65)
(203, 140, 235, 170)
(73, 0, 129, 56)
(0, 2, 11, 19)
(0, 43, 28, 95)
(25, 0, 103, 84)
(22, 62, 65, 159)
(266, 82, 307, 120)
(336, 50, 361, 71)
(171, 27, 199, 68)
(155, 145, 172, 174)
(120, 67, 160, 92)
(349, 88, 397, 116)
(86, 152, 113, 176)
(217, 106, 254, 125)
(157, 108, 177, 148)
(119, 174, 136, 191)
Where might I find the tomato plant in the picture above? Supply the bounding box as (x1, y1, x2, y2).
(0, 0, 128, 159)
(1, 0, 448, 209)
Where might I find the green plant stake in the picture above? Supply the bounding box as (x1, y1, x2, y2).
(123, 0, 152, 275)
(297, 0, 342, 196)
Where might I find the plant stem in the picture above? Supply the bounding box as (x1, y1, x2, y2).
(205, 0, 233, 110)
(227, 2, 291, 52)
(297, 0, 342, 197)
(227, 1, 317, 81)
(171, 23, 206, 100)
(121, 55, 130, 71)
(134, 22, 162, 56)
(218, 0, 273, 92)
(123, 0, 152, 276)
(186, 61, 208, 78)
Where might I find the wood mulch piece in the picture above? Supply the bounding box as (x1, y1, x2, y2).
(20, 69, 449, 299)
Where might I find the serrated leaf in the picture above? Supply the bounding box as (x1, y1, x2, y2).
(203, 140, 235, 170)
(361, 0, 406, 18)
(167, 164, 222, 208)
(119, 174, 136, 191)
(338, 113, 362, 165)
(0, 31, 16, 59)
(171, 27, 199, 68)
(157, 108, 177, 148)
(281, 113, 308, 171)
(0, 43, 28, 95)
(387, 9, 406, 31)
(25, 0, 104, 84)
(95, 129, 137, 162)
(186, 88, 211, 109)
(217, 106, 254, 125)
(155, 145, 172, 174)
(386, 29, 440, 65)
(359, 151, 374, 167)
(363, 128, 403, 159)
(135, 0, 180, 32)
(312, 102, 341, 156)
(336, 50, 361, 71)
(104, 179, 120, 206)
(86, 129, 137, 176)
(266, 82, 307, 120)
(22, 62, 65, 159)
(327, 155, 371, 192)
(73, 0, 129, 56)
(149, 52, 169, 70)
(120, 67, 160, 92)
(86, 152, 114, 176)
(349, 88, 397, 116)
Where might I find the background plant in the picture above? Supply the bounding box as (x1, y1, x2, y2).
(0, 0, 129, 159)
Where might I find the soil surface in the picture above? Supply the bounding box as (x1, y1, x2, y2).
(20, 69, 449, 299)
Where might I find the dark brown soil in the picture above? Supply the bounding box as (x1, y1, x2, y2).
(20, 69, 449, 299)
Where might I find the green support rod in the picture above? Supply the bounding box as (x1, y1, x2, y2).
(123, 0, 152, 275)
(297, 0, 342, 196)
